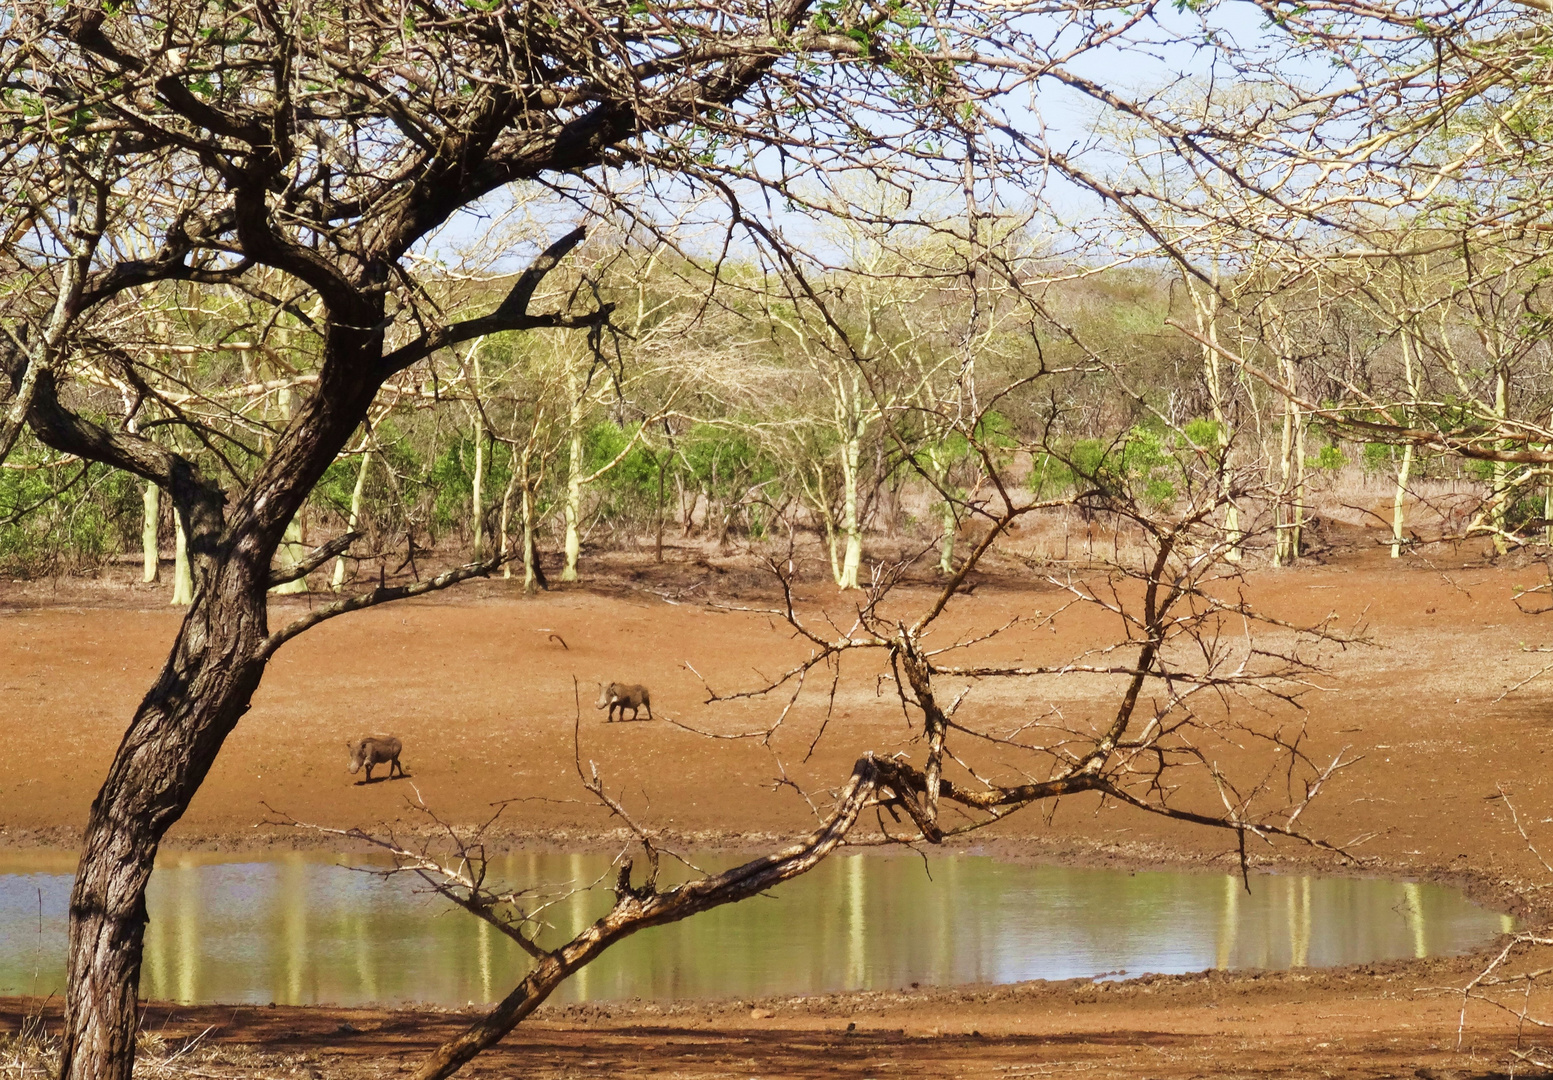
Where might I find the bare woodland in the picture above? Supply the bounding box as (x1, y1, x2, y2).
(7, 0, 1553, 1078)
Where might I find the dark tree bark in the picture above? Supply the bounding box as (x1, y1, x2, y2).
(1, 3, 849, 1075)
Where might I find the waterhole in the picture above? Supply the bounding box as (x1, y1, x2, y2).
(0, 851, 1511, 1006)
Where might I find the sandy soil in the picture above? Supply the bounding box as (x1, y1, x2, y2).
(8, 532, 1553, 1076)
(0, 960, 1539, 1080)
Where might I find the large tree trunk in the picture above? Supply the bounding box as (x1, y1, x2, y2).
(61, 582, 270, 1080)
(54, 328, 387, 1080)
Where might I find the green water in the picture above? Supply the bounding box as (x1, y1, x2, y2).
(0, 851, 1512, 1006)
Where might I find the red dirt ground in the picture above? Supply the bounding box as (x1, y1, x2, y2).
(8, 535, 1553, 1077)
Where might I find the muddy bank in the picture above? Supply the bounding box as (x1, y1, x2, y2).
(9, 548, 1553, 1074)
(3, 953, 1541, 1080)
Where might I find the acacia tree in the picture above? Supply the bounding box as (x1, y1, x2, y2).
(0, 3, 997, 1076)
(1, 1, 1536, 1079)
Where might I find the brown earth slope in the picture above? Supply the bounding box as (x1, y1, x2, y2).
(6, 543, 1553, 1077)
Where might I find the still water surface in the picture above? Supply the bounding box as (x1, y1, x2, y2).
(0, 851, 1512, 1006)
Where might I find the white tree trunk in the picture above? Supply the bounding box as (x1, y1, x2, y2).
(170, 509, 192, 606)
(500, 470, 516, 582)
(470, 341, 487, 561)
(939, 497, 955, 576)
(1274, 382, 1300, 568)
(1545, 470, 1552, 549)
(562, 427, 581, 582)
(1195, 284, 1240, 562)
(1391, 443, 1413, 559)
(838, 431, 862, 590)
(472, 429, 486, 561)
(562, 361, 583, 582)
(141, 483, 160, 584)
(332, 448, 372, 591)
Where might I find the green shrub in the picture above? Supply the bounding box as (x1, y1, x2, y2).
(1308, 444, 1347, 472)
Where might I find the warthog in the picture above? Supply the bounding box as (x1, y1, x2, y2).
(595, 682, 653, 722)
(347, 735, 405, 781)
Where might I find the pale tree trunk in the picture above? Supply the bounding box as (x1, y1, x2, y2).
(562, 428, 581, 581)
(1391, 331, 1419, 559)
(1544, 470, 1552, 549)
(469, 341, 488, 561)
(939, 497, 955, 576)
(656, 446, 670, 563)
(332, 448, 372, 591)
(837, 428, 863, 590)
(170, 510, 193, 606)
(561, 358, 583, 582)
(1391, 443, 1413, 559)
(1274, 362, 1302, 568)
(1190, 277, 1240, 561)
(1491, 366, 1511, 555)
(472, 430, 487, 561)
(140, 483, 159, 584)
(800, 462, 844, 583)
(655, 468, 666, 562)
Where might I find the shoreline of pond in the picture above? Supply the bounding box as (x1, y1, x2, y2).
(2, 824, 1540, 925)
(0, 949, 1535, 1080)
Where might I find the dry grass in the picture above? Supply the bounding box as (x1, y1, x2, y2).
(0, 1013, 326, 1080)
(0, 1011, 54, 1080)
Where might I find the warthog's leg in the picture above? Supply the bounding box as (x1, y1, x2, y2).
(364, 760, 375, 782)
(390, 754, 404, 778)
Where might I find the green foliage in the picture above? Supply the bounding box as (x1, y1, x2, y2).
(586, 422, 662, 498)
(1063, 425, 1191, 508)
(0, 439, 142, 576)
(680, 422, 776, 495)
(1362, 442, 1397, 473)
(428, 431, 478, 534)
(1308, 443, 1347, 472)
(1182, 417, 1223, 451)
(1466, 458, 1496, 482)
